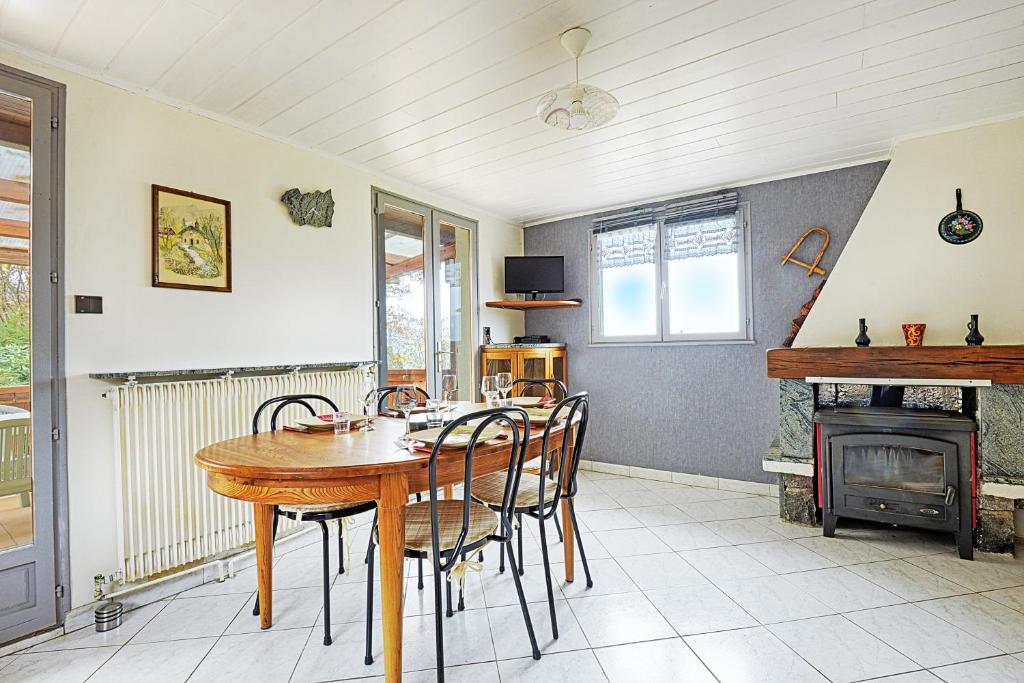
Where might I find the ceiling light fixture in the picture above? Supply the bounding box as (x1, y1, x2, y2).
(537, 27, 619, 131)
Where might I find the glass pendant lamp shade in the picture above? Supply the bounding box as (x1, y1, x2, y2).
(538, 27, 619, 131)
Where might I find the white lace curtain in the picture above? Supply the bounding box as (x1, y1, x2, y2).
(663, 214, 739, 261)
(594, 223, 657, 270)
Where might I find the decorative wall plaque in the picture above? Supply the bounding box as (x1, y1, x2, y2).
(281, 188, 335, 228)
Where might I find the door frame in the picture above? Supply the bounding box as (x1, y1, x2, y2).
(0, 62, 70, 629)
(370, 187, 479, 399)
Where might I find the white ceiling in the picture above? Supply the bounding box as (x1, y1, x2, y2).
(1, 0, 1023, 224)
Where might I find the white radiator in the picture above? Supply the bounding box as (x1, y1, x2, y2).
(107, 368, 369, 583)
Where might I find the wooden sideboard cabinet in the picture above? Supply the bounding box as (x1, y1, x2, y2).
(480, 344, 567, 397)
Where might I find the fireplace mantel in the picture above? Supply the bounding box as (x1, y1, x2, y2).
(767, 345, 1024, 384)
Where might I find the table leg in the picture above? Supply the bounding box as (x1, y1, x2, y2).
(378, 473, 408, 683)
(254, 503, 274, 629)
(561, 498, 574, 583)
(443, 484, 454, 499)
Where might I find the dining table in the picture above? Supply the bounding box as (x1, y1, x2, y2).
(194, 402, 578, 682)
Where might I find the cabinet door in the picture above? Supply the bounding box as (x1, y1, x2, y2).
(550, 349, 567, 389)
(519, 350, 551, 397)
(482, 351, 516, 378)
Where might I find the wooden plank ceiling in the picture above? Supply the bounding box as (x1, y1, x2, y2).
(3, 0, 1023, 224)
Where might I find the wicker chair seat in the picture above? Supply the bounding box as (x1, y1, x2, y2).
(472, 471, 557, 509)
(404, 499, 497, 553)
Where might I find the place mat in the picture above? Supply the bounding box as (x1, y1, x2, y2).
(411, 424, 505, 449)
(287, 414, 366, 432)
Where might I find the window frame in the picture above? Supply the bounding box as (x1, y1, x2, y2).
(590, 203, 753, 346)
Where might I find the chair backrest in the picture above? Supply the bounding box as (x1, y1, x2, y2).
(368, 385, 430, 413)
(511, 378, 567, 401)
(535, 392, 589, 515)
(426, 407, 529, 570)
(251, 394, 339, 434)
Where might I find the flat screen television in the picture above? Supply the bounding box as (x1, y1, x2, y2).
(504, 256, 564, 298)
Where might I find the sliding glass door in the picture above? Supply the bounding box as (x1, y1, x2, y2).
(374, 191, 477, 401)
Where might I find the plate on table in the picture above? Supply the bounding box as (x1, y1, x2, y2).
(295, 414, 365, 431)
(522, 407, 557, 424)
(412, 424, 504, 448)
(510, 396, 546, 407)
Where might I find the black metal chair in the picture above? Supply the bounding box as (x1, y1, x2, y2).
(371, 385, 430, 415)
(471, 392, 592, 639)
(249, 394, 377, 650)
(368, 406, 540, 681)
(511, 378, 568, 401)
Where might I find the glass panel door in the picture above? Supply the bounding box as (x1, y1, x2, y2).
(433, 213, 475, 402)
(0, 67, 63, 643)
(374, 192, 476, 401)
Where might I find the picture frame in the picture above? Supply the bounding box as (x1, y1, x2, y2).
(151, 184, 232, 292)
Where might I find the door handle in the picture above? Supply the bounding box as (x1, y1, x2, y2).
(944, 486, 956, 506)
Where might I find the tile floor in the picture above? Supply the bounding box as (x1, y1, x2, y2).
(3, 469, 1024, 682)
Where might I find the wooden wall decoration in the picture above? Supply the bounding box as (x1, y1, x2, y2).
(782, 226, 830, 276)
(782, 279, 827, 347)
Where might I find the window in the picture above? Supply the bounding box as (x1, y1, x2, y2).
(590, 194, 751, 344)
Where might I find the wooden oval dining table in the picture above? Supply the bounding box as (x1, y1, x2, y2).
(194, 404, 578, 682)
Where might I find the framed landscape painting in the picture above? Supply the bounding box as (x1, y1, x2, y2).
(152, 185, 232, 292)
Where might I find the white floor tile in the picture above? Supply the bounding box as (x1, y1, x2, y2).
(555, 558, 639, 598)
(616, 552, 709, 590)
(769, 615, 917, 683)
(88, 637, 216, 683)
(291, 618, 383, 682)
(845, 604, 1000, 668)
(680, 546, 776, 582)
(840, 526, 953, 559)
(648, 523, 728, 552)
(794, 535, 895, 565)
(716, 575, 834, 624)
(644, 584, 758, 635)
(751, 516, 821, 539)
(567, 592, 675, 647)
(190, 629, 309, 682)
(916, 594, 1024, 653)
(685, 626, 827, 682)
(579, 508, 644, 531)
(132, 593, 250, 643)
(225, 587, 324, 634)
(595, 638, 716, 683)
(738, 540, 835, 574)
(317, 579, 383, 624)
(931, 654, 1024, 682)
(605, 489, 670, 507)
(479, 563, 563, 607)
(981, 585, 1024, 613)
(572, 493, 622, 512)
(869, 673, 942, 682)
(595, 478, 653, 494)
(906, 553, 1024, 592)
(847, 560, 971, 602)
(177, 564, 259, 598)
(677, 497, 779, 522)
(658, 487, 727, 505)
(402, 609, 497, 672)
(592, 528, 672, 556)
(497, 649, 608, 682)
(0, 647, 117, 683)
(623, 505, 695, 527)
(703, 518, 787, 545)
(785, 566, 904, 612)
(396, 661, 500, 682)
(486, 599, 588, 660)
(27, 601, 167, 652)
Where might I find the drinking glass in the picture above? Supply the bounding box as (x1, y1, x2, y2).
(360, 371, 378, 431)
(425, 399, 444, 428)
(441, 373, 458, 407)
(481, 375, 499, 408)
(395, 384, 419, 447)
(496, 372, 513, 406)
(332, 411, 350, 434)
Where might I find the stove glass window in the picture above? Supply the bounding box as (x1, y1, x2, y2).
(841, 443, 945, 494)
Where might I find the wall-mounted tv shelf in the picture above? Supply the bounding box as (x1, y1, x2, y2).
(485, 299, 582, 310)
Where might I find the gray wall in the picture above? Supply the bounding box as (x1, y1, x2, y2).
(523, 162, 888, 482)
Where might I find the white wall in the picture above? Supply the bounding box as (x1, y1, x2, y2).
(0, 49, 524, 608)
(796, 117, 1024, 347)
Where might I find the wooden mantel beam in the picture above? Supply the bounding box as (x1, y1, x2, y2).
(767, 346, 1024, 384)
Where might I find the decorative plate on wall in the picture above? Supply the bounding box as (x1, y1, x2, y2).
(938, 188, 982, 245)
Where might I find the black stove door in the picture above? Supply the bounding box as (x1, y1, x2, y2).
(827, 433, 959, 530)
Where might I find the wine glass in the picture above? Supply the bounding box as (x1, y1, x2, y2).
(440, 373, 457, 412)
(496, 372, 513, 407)
(481, 375, 499, 408)
(395, 384, 419, 448)
(360, 371, 377, 432)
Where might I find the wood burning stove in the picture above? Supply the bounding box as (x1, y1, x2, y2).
(814, 407, 976, 560)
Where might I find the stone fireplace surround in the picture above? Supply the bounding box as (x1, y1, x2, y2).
(764, 345, 1024, 554)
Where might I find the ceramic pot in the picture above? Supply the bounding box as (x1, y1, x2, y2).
(855, 318, 871, 347)
(965, 314, 984, 346)
(902, 323, 926, 347)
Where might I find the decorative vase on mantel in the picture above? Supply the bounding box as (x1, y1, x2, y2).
(855, 318, 871, 347)
(965, 314, 984, 346)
